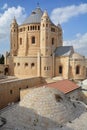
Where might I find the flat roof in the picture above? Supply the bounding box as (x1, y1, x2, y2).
(46, 79, 80, 94)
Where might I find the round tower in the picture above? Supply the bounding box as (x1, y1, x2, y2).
(40, 10, 53, 77)
(40, 10, 51, 56)
(10, 17, 18, 56)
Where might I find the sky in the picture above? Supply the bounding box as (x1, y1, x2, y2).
(0, 0, 87, 56)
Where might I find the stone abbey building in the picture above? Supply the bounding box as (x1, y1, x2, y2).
(5, 6, 87, 80)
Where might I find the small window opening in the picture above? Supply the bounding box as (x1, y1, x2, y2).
(10, 90, 13, 94)
(59, 66, 62, 74)
(76, 66, 80, 74)
(32, 36, 35, 44)
(31, 63, 35, 68)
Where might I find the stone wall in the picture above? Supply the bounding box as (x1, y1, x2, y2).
(14, 56, 38, 78)
(55, 56, 69, 79)
(66, 89, 81, 100)
(0, 64, 4, 77)
(0, 77, 45, 109)
(69, 59, 86, 80)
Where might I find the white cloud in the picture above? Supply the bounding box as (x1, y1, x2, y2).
(76, 33, 82, 38)
(0, 5, 26, 53)
(2, 3, 8, 10)
(64, 33, 87, 56)
(51, 3, 87, 24)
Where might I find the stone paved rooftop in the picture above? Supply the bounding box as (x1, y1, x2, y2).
(0, 87, 87, 130)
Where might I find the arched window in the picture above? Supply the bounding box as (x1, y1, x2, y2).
(59, 66, 63, 74)
(10, 90, 13, 94)
(52, 38, 54, 45)
(32, 36, 35, 44)
(35, 26, 37, 30)
(20, 38, 22, 45)
(31, 63, 35, 68)
(25, 63, 28, 67)
(33, 26, 34, 30)
(76, 65, 80, 74)
(30, 26, 32, 30)
(43, 24, 45, 27)
(46, 24, 48, 27)
(17, 63, 20, 66)
(28, 26, 29, 30)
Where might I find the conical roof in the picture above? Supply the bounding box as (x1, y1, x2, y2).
(22, 7, 54, 26)
(22, 7, 43, 25)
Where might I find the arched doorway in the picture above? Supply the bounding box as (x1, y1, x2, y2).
(59, 66, 63, 74)
(4, 67, 8, 75)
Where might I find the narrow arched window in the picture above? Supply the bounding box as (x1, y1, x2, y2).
(33, 26, 34, 30)
(32, 36, 35, 44)
(52, 38, 54, 45)
(35, 26, 37, 30)
(20, 38, 22, 45)
(30, 26, 32, 30)
(25, 63, 28, 67)
(76, 65, 80, 74)
(28, 26, 29, 30)
(59, 66, 62, 74)
(31, 63, 35, 68)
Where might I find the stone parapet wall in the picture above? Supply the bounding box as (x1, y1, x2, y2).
(0, 77, 45, 109)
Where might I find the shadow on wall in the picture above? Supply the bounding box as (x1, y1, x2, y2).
(79, 90, 87, 104)
(0, 105, 74, 130)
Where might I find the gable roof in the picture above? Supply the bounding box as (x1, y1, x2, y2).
(54, 46, 73, 57)
(70, 52, 85, 59)
(46, 79, 80, 94)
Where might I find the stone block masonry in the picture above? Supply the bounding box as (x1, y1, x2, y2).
(0, 77, 44, 109)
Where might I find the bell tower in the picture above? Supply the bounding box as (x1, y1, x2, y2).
(40, 10, 51, 56)
(10, 17, 18, 56)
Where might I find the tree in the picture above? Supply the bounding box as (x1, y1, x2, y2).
(0, 54, 4, 64)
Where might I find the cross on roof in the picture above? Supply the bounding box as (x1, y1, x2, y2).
(37, 2, 40, 8)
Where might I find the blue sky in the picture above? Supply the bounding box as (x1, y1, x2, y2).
(0, 0, 87, 56)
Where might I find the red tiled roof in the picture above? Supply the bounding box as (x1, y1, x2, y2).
(46, 79, 80, 94)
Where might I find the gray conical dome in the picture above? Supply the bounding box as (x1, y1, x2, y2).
(22, 7, 43, 25)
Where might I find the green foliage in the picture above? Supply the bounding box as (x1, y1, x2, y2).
(0, 54, 4, 64)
